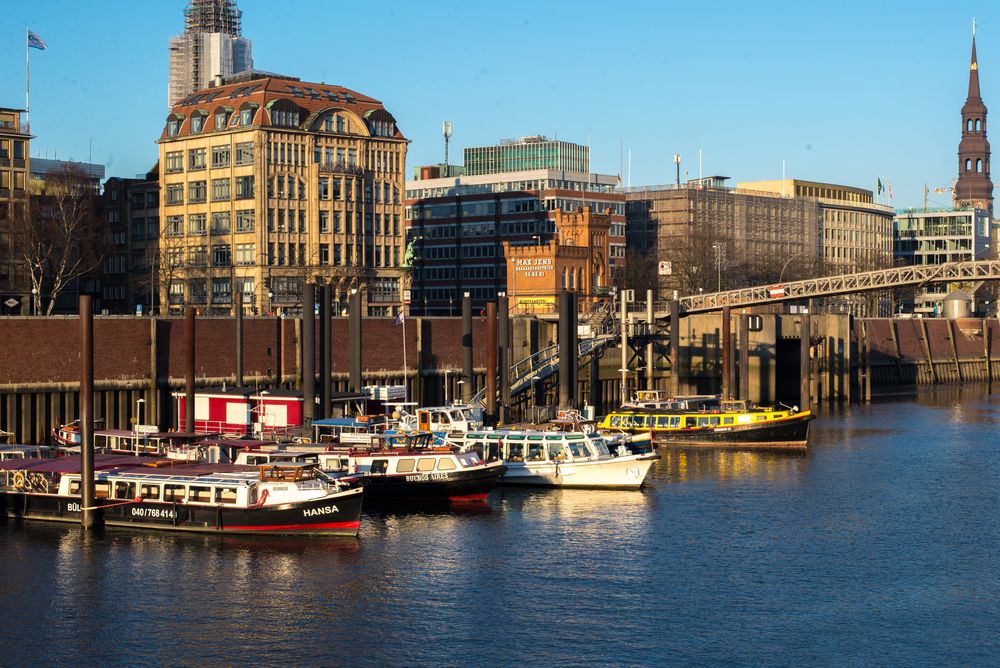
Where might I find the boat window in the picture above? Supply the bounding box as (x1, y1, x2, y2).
(215, 487, 238, 504)
(396, 458, 416, 473)
(246, 455, 270, 465)
(547, 443, 566, 460)
(417, 457, 436, 472)
(569, 441, 590, 458)
(723, 417, 734, 425)
(189, 486, 211, 503)
(114, 481, 135, 499)
(449, 410, 465, 422)
(709, 417, 720, 426)
(370, 459, 389, 474)
(656, 416, 670, 428)
(164, 484, 186, 502)
(592, 441, 611, 456)
(69, 480, 81, 495)
(95, 482, 111, 499)
(697, 417, 710, 427)
(685, 417, 697, 428)
(528, 435, 543, 441)
(437, 457, 456, 471)
(609, 415, 621, 427)
(248, 487, 258, 506)
(566, 434, 583, 440)
(670, 417, 681, 427)
(634, 415, 648, 428)
(140, 483, 160, 500)
(486, 434, 502, 440)
(507, 434, 524, 441)
(506, 443, 524, 462)
(545, 434, 563, 441)
(526, 443, 544, 461)
(484, 443, 500, 462)
(756, 416, 766, 422)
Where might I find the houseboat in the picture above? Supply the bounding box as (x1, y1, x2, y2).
(599, 398, 813, 449)
(0, 455, 363, 536)
(455, 430, 658, 490)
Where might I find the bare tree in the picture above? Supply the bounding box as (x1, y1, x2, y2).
(621, 248, 659, 297)
(10, 165, 106, 314)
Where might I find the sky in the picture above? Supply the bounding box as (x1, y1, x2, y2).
(0, 0, 994, 212)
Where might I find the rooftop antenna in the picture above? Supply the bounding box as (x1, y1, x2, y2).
(442, 121, 453, 177)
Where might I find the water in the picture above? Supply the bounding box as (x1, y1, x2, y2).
(3, 388, 1000, 666)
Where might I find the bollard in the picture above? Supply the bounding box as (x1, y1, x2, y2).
(321, 284, 332, 419)
(80, 295, 97, 529)
(498, 294, 510, 423)
(462, 294, 473, 403)
(486, 302, 498, 426)
(235, 296, 244, 387)
(349, 289, 362, 393)
(721, 306, 731, 398)
(302, 283, 315, 424)
(185, 306, 195, 432)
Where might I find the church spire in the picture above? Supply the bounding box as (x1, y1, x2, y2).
(955, 20, 993, 215)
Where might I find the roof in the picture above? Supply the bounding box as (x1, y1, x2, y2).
(0, 454, 172, 473)
(161, 76, 405, 141)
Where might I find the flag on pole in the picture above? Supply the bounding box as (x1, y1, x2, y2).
(888, 180, 893, 202)
(395, 309, 404, 326)
(27, 30, 47, 50)
(877, 177, 883, 195)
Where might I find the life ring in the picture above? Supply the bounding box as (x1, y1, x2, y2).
(12, 471, 26, 489)
(256, 488, 269, 508)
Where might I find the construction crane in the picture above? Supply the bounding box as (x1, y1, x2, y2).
(922, 180, 955, 211)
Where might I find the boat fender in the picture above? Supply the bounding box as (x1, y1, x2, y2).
(256, 488, 269, 508)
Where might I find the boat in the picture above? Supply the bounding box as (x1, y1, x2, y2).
(455, 430, 658, 489)
(599, 397, 813, 449)
(0, 455, 364, 536)
(250, 431, 507, 504)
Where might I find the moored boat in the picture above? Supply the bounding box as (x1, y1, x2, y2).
(599, 398, 813, 449)
(0, 455, 363, 536)
(456, 430, 658, 489)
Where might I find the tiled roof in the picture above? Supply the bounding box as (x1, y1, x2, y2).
(160, 75, 404, 141)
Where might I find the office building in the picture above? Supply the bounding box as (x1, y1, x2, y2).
(0, 107, 30, 314)
(464, 136, 589, 176)
(158, 72, 407, 317)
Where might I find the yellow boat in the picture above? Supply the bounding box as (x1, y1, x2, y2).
(599, 397, 813, 449)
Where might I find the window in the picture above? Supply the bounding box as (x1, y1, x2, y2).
(189, 148, 206, 170)
(271, 107, 299, 127)
(188, 181, 206, 203)
(240, 108, 253, 126)
(215, 487, 238, 504)
(212, 277, 232, 303)
(396, 458, 415, 473)
(235, 175, 254, 199)
(235, 142, 254, 165)
(167, 120, 179, 137)
(189, 486, 211, 503)
(164, 484, 186, 502)
(212, 145, 230, 167)
(165, 184, 184, 205)
(236, 243, 255, 265)
(115, 481, 135, 500)
(212, 178, 231, 201)
(165, 151, 183, 173)
(140, 483, 161, 500)
(319, 245, 329, 265)
(188, 214, 207, 236)
(318, 176, 329, 200)
(191, 115, 204, 133)
(166, 215, 184, 236)
(235, 209, 254, 232)
(437, 458, 456, 471)
(213, 244, 232, 267)
(212, 212, 231, 234)
(417, 458, 436, 472)
(189, 279, 207, 303)
(319, 210, 329, 233)
(215, 111, 230, 130)
(337, 115, 345, 133)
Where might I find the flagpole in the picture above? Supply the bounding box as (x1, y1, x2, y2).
(25, 27, 29, 134)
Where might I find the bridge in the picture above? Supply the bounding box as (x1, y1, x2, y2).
(676, 260, 1000, 314)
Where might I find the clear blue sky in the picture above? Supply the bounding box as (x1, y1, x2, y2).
(0, 0, 993, 211)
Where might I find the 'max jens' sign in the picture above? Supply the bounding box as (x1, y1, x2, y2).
(514, 257, 553, 278)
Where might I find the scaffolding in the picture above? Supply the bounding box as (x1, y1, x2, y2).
(184, 0, 242, 36)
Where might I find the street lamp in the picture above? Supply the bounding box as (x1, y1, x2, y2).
(134, 397, 145, 442)
(779, 252, 809, 283)
(31, 288, 37, 316)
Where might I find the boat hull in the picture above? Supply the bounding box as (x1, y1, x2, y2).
(499, 454, 657, 489)
(0, 487, 364, 537)
(356, 463, 507, 504)
(654, 415, 812, 448)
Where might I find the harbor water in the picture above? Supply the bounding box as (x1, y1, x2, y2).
(2, 387, 999, 666)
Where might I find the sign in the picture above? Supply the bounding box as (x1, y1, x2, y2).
(136, 304, 143, 316)
(768, 285, 786, 299)
(4, 298, 19, 308)
(517, 297, 555, 306)
(403, 289, 411, 305)
(658, 261, 672, 276)
(748, 315, 763, 332)
(514, 257, 553, 278)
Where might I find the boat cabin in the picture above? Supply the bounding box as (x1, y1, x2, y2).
(461, 431, 613, 464)
(173, 387, 305, 439)
(312, 416, 389, 445)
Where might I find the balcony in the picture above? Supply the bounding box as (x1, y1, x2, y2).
(319, 160, 364, 176)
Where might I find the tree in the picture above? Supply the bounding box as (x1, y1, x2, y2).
(9, 165, 106, 314)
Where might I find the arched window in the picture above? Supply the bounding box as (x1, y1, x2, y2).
(968, 119, 973, 132)
(976, 119, 982, 132)
(576, 268, 583, 291)
(966, 158, 973, 172)
(562, 267, 568, 289)
(977, 159, 983, 172)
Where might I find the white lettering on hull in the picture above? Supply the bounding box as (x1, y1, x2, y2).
(303, 505, 339, 517)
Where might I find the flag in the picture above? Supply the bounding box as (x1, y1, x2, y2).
(395, 309, 404, 325)
(888, 180, 893, 202)
(27, 30, 47, 50)
(877, 177, 883, 195)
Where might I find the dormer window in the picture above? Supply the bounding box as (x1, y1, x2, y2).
(191, 115, 204, 134)
(215, 111, 230, 130)
(271, 108, 300, 128)
(240, 108, 253, 125)
(167, 120, 180, 137)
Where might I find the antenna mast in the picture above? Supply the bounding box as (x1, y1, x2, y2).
(442, 121, 453, 177)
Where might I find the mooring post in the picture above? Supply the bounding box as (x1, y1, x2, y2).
(739, 314, 750, 400)
(349, 288, 362, 394)
(589, 351, 601, 414)
(80, 295, 97, 529)
(559, 290, 573, 409)
(461, 293, 473, 403)
(669, 300, 680, 397)
(184, 306, 195, 432)
(620, 293, 629, 405)
(486, 302, 498, 426)
(235, 295, 244, 387)
(646, 289, 655, 390)
(302, 282, 315, 425)
(800, 314, 811, 411)
(722, 306, 732, 398)
(570, 292, 579, 407)
(320, 284, 332, 418)
(498, 293, 510, 424)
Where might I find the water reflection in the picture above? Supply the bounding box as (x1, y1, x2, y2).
(654, 448, 809, 483)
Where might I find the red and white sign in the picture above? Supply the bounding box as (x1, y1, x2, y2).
(768, 285, 786, 299)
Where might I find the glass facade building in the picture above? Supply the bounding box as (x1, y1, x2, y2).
(464, 137, 589, 176)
